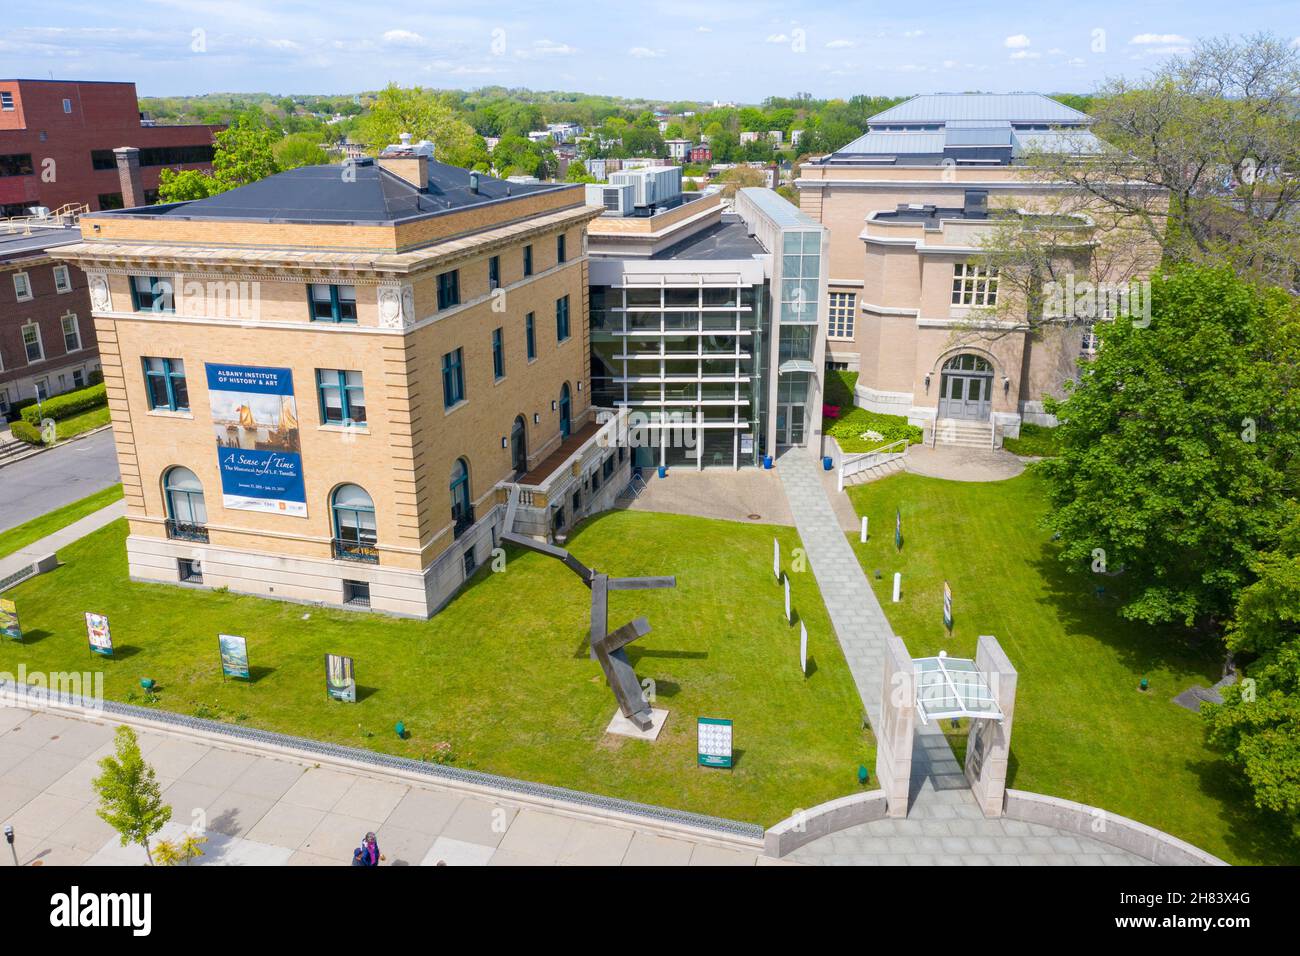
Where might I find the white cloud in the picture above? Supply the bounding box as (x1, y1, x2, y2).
(902, 30, 924, 38)
(697, 26, 712, 33)
(826, 39, 856, 49)
(381, 29, 425, 47)
(765, 34, 789, 44)
(514, 38, 576, 59)
(628, 46, 665, 59)
(1010, 50, 1041, 60)
(1129, 33, 1191, 45)
(1004, 34, 1032, 49)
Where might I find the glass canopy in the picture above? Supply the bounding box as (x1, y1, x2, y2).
(914, 653, 1003, 725)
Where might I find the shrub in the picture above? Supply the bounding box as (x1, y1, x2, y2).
(827, 407, 923, 453)
(825, 369, 858, 408)
(9, 419, 44, 445)
(21, 382, 107, 425)
(1003, 422, 1061, 457)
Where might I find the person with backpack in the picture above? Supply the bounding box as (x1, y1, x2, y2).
(360, 832, 383, 866)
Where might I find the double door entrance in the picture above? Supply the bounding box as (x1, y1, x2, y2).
(936, 354, 993, 421)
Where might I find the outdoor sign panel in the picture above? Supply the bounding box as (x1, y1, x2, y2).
(943, 581, 953, 631)
(773, 537, 780, 581)
(800, 621, 808, 675)
(85, 612, 113, 657)
(895, 507, 903, 551)
(206, 363, 306, 517)
(326, 653, 356, 703)
(0, 598, 21, 642)
(784, 574, 791, 623)
(219, 634, 251, 680)
(697, 717, 733, 768)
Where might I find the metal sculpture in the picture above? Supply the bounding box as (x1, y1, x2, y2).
(502, 487, 675, 730)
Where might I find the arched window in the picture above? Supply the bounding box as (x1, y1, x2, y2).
(559, 382, 572, 439)
(331, 484, 377, 562)
(163, 466, 208, 540)
(451, 458, 473, 538)
(942, 353, 993, 373)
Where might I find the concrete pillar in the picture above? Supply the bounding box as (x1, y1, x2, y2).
(965, 634, 1018, 817)
(113, 147, 145, 208)
(875, 633, 916, 817)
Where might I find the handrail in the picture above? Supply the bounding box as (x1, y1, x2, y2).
(837, 438, 909, 492)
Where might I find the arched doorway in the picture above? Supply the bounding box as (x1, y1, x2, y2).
(450, 458, 473, 538)
(937, 354, 993, 421)
(559, 383, 571, 440)
(510, 415, 527, 475)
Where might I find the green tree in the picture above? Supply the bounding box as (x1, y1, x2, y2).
(155, 167, 220, 202)
(354, 84, 488, 169)
(93, 726, 172, 864)
(211, 112, 281, 189)
(273, 132, 330, 170)
(1040, 265, 1300, 629)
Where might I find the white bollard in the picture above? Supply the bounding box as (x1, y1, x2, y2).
(892, 572, 902, 603)
(784, 574, 791, 623)
(860, 515, 868, 543)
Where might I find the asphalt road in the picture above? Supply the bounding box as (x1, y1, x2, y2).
(0, 430, 121, 533)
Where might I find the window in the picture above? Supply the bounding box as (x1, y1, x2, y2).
(488, 256, 501, 291)
(603, 456, 614, 480)
(780, 231, 822, 323)
(317, 369, 366, 426)
(91, 145, 216, 170)
(61, 313, 81, 352)
(1080, 322, 1099, 357)
(163, 466, 208, 541)
(53, 265, 71, 293)
(557, 233, 567, 264)
(308, 283, 357, 323)
(0, 92, 13, 111)
(130, 275, 174, 313)
(12, 272, 32, 301)
(436, 270, 460, 311)
(97, 192, 124, 211)
(62, 98, 72, 114)
(951, 263, 999, 307)
(143, 357, 189, 411)
(21, 323, 42, 363)
(343, 580, 371, 607)
(463, 547, 478, 578)
(0, 153, 34, 178)
(441, 348, 465, 408)
(450, 458, 473, 538)
(492, 328, 504, 380)
(178, 558, 203, 583)
(525, 312, 536, 361)
(0, 389, 9, 416)
(828, 292, 856, 339)
(72, 368, 85, 388)
(331, 484, 378, 563)
(523, 244, 534, 277)
(556, 295, 571, 343)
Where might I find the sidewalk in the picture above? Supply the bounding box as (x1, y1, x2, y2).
(0, 499, 125, 586)
(0, 705, 778, 867)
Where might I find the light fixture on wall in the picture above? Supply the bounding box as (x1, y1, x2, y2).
(501, 436, 508, 449)
(551, 400, 558, 411)
(533, 413, 540, 424)
(923, 373, 931, 392)
(1002, 376, 1010, 395)
(576, 381, 582, 392)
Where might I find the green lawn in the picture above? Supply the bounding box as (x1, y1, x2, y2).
(0, 510, 871, 826)
(0, 484, 124, 560)
(54, 405, 111, 441)
(1002, 422, 1061, 458)
(846, 469, 1300, 864)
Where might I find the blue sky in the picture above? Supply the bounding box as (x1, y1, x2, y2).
(3, 1, 1298, 101)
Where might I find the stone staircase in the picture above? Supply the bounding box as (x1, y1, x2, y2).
(931, 418, 994, 449)
(839, 455, 906, 488)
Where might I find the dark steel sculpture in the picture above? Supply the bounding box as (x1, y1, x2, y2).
(503, 488, 675, 730)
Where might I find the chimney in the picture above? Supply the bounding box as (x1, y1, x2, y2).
(113, 147, 145, 208)
(963, 188, 989, 219)
(376, 134, 433, 191)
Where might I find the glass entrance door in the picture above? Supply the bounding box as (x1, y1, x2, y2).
(777, 403, 805, 445)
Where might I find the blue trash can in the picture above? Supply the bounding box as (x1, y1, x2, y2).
(823, 456, 834, 471)
(763, 455, 773, 470)
(657, 465, 667, 479)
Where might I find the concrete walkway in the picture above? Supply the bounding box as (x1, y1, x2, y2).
(0, 499, 125, 587)
(0, 705, 779, 867)
(776, 446, 1146, 865)
(618, 466, 794, 526)
(904, 445, 1025, 482)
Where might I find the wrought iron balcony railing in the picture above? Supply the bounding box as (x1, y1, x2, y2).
(332, 537, 379, 563)
(165, 519, 209, 543)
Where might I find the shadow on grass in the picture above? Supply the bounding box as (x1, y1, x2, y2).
(354, 684, 379, 703)
(104, 645, 142, 660)
(1027, 540, 1220, 680)
(1183, 756, 1300, 865)
(13, 628, 52, 644)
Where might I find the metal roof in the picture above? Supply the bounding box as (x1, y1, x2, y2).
(1012, 129, 1106, 155)
(737, 186, 820, 230)
(868, 93, 1091, 125)
(0, 223, 82, 262)
(833, 131, 947, 155)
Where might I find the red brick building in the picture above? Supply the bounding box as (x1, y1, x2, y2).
(0, 223, 97, 417)
(0, 79, 222, 216)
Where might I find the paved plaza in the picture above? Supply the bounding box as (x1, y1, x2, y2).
(0, 705, 776, 867)
(617, 465, 794, 526)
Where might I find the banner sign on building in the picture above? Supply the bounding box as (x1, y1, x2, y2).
(326, 653, 356, 703)
(0, 598, 21, 642)
(219, 634, 251, 680)
(206, 364, 306, 517)
(697, 716, 733, 769)
(85, 612, 113, 657)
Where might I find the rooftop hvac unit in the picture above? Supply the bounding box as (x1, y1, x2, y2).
(609, 166, 682, 208)
(586, 182, 635, 216)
